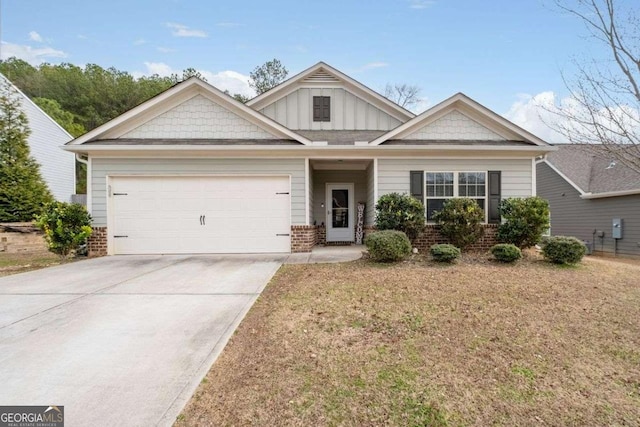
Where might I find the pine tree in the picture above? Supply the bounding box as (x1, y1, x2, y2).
(0, 78, 53, 222)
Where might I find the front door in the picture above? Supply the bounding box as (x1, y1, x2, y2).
(326, 183, 354, 242)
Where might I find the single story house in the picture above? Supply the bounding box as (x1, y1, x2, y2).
(63, 62, 553, 256)
(537, 144, 640, 256)
(1, 73, 75, 202)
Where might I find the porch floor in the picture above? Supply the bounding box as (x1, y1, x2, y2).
(284, 245, 365, 264)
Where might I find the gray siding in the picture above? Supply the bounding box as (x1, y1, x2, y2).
(377, 158, 533, 198)
(366, 162, 376, 225)
(312, 170, 369, 226)
(537, 162, 640, 256)
(91, 158, 306, 227)
(260, 88, 402, 131)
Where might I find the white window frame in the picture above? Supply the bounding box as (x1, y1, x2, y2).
(424, 171, 488, 223)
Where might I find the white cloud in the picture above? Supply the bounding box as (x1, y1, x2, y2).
(358, 62, 389, 72)
(156, 46, 176, 53)
(410, 0, 435, 9)
(0, 41, 67, 64)
(166, 22, 207, 38)
(133, 62, 254, 98)
(28, 31, 43, 42)
(503, 92, 567, 143)
(133, 38, 146, 46)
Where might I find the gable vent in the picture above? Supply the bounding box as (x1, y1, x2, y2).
(302, 68, 341, 83)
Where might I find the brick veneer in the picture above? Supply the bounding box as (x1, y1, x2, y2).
(412, 224, 499, 252)
(88, 227, 108, 257)
(291, 225, 317, 253)
(316, 225, 326, 245)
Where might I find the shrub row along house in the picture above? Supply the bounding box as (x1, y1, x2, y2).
(63, 62, 554, 256)
(537, 144, 640, 257)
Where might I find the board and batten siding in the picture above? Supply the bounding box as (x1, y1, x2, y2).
(260, 88, 403, 131)
(537, 162, 640, 256)
(377, 159, 533, 198)
(312, 170, 369, 226)
(90, 158, 306, 227)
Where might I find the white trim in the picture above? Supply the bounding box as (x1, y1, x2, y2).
(68, 78, 311, 146)
(539, 159, 586, 195)
(424, 171, 489, 223)
(531, 158, 536, 196)
(87, 156, 92, 215)
(370, 93, 552, 147)
(373, 158, 379, 206)
(304, 158, 310, 226)
(246, 62, 415, 122)
(580, 188, 640, 199)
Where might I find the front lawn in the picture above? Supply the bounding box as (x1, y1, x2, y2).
(177, 253, 640, 426)
(0, 252, 65, 277)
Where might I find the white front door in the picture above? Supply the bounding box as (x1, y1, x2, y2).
(326, 183, 354, 242)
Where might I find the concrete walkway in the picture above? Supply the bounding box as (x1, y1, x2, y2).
(285, 245, 365, 264)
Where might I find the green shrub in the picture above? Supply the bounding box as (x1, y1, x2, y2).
(490, 243, 522, 263)
(375, 193, 425, 240)
(497, 197, 550, 248)
(541, 236, 586, 264)
(35, 202, 92, 258)
(430, 244, 461, 263)
(432, 198, 484, 249)
(365, 230, 412, 262)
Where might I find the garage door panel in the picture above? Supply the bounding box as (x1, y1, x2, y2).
(110, 176, 291, 254)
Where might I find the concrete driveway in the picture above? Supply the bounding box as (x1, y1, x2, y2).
(0, 254, 284, 427)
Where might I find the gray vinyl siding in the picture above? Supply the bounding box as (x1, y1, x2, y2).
(90, 158, 306, 227)
(312, 170, 369, 226)
(537, 162, 640, 256)
(260, 88, 403, 131)
(366, 162, 376, 225)
(377, 158, 533, 198)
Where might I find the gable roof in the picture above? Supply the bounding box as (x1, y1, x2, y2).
(246, 62, 416, 123)
(370, 92, 550, 146)
(68, 77, 311, 146)
(543, 144, 640, 198)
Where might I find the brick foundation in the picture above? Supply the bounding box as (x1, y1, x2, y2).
(316, 225, 326, 245)
(291, 225, 317, 253)
(88, 227, 108, 257)
(412, 224, 499, 252)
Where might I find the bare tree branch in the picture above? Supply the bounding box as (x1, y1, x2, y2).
(383, 83, 422, 110)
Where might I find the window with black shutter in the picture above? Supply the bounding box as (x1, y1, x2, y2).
(313, 96, 330, 122)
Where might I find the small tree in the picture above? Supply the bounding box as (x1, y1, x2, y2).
(35, 202, 92, 258)
(433, 198, 485, 250)
(249, 59, 288, 95)
(375, 193, 425, 240)
(0, 78, 53, 222)
(497, 197, 550, 248)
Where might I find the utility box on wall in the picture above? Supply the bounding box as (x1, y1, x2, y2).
(612, 218, 623, 239)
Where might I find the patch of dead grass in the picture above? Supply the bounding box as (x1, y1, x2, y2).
(177, 253, 640, 426)
(0, 252, 67, 276)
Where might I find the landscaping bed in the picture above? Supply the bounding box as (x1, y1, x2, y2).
(177, 252, 640, 426)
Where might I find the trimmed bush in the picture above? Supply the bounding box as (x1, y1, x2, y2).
(375, 193, 425, 240)
(35, 202, 92, 258)
(430, 244, 461, 263)
(490, 243, 522, 263)
(365, 230, 412, 262)
(541, 236, 586, 264)
(432, 198, 484, 249)
(497, 197, 550, 248)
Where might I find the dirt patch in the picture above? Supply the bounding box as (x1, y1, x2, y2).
(177, 253, 640, 426)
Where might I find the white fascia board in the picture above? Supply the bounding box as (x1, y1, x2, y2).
(580, 188, 640, 199)
(69, 78, 311, 146)
(540, 159, 586, 195)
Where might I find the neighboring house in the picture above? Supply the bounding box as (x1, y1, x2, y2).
(537, 144, 640, 256)
(1, 73, 75, 202)
(63, 62, 553, 256)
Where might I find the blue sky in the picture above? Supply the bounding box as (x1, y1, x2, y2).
(0, 0, 618, 141)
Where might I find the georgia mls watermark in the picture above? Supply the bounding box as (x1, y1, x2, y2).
(0, 406, 64, 427)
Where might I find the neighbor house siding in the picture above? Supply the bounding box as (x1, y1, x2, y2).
(377, 158, 533, 198)
(537, 162, 640, 256)
(90, 158, 306, 227)
(18, 87, 75, 201)
(366, 162, 376, 226)
(312, 170, 369, 226)
(260, 88, 402, 131)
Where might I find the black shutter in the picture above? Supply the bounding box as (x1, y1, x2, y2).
(410, 171, 424, 201)
(322, 96, 330, 121)
(488, 170, 501, 223)
(312, 96, 321, 121)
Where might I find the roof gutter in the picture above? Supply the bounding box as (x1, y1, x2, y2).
(581, 188, 640, 199)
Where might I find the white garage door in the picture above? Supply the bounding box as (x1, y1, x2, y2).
(109, 176, 291, 254)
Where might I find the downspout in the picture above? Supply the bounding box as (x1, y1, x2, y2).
(75, 153, 88, 165)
